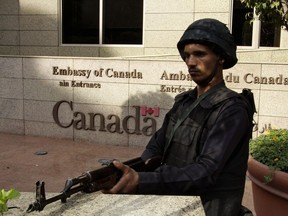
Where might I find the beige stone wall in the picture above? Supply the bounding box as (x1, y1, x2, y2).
(0, 0, 59, 56)
(1, 0, 287, 62)
(144, 0, 231, 55)
(1, 56, 287, 146)
(238, 49, 288, 63)
(6, 193, 205, 216)
(0, 0, 230, 57)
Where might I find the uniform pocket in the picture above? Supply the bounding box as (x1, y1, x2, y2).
(165, 118, 202, 166)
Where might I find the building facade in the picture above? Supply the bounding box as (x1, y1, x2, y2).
(0, 0, 287, 146)
(0, 0, 288, 61)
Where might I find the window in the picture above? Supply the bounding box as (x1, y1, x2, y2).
(232, 0, 253, 46)
(232, 0, 280, 48)
(62, 0, 143, 45)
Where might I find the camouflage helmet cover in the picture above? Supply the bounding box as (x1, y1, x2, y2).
(177, 18, 238, 69)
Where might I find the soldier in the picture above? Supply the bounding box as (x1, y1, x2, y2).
(105, 18, 253, 216)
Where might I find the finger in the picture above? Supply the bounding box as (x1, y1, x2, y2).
(109, 175, 128, 194)
(101, 162, 127, 194)
(101, 180, 122, 194)
(112, 160, 126, 171)
(112, 160, 121, 167)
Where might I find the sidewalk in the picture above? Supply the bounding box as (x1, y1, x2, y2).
(0, 133, 254, 214)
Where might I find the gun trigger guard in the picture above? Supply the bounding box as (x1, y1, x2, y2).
(98, 159, 114, 166)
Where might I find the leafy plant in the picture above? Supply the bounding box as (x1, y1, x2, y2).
(0, 189, 20, 215)
(240, 0, 288, 30)
(250, 129, 288, 173)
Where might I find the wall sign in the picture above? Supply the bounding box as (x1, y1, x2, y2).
(50, 66, 288, 137)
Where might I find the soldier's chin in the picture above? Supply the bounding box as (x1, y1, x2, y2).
(192, 78, 210, 86)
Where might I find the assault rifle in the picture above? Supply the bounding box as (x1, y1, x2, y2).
(26, 156, 161, 213)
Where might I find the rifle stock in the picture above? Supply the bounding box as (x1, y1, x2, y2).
(27, 156, 161, 213)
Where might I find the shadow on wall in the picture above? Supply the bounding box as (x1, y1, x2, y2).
(127, 90, 175, 108)
(119, 90, 174, 147)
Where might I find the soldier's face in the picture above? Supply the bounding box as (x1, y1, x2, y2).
(183, 43, 222, 85)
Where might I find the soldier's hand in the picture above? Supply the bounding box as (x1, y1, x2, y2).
(102, 160, 139, 194)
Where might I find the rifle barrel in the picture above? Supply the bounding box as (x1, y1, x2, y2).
(26, 156, 161, 213)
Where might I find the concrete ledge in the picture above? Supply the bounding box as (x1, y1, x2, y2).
(6, 192, 204, 216)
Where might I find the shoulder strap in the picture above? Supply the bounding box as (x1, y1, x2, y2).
(201, 88, 257, 138)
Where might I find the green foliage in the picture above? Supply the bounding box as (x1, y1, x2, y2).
(250, 129, 288, 172)
(0, 189, 20, 214)
(240, 0, 288, 29)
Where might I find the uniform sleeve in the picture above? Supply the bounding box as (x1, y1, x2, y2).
(137, 100, 250, 195)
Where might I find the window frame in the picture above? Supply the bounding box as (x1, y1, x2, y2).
(230, 0, 280, 49)
(60, 0, 145, 47)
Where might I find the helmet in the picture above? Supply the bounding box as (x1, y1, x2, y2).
(177, 18, 238, 69)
